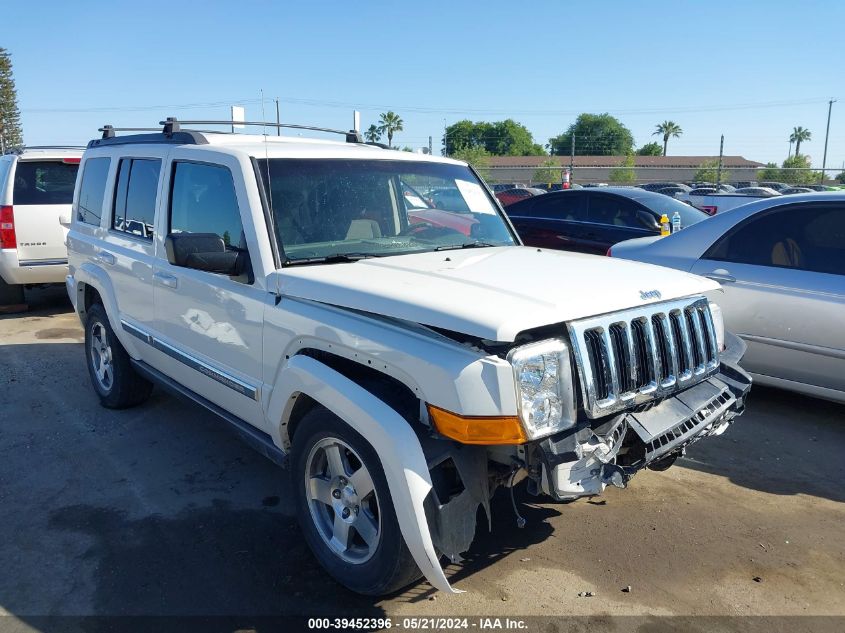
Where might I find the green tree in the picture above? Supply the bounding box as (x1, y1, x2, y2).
(533, 158, 561, 185)
(444, 119, 543, 156)
(780, 154, 821, 184)
(836, 171, 845, 184)
(789, 126, 811, 156)
(636, 142, 663, 156)
(364, 124, 382, 143)
(548, 113, 634, 156)
(0, 48, 23, 150)
(757, 162, 780, 181)
(609, 154, 636, 184)
(653, 120, 683, 156)
(693, 159, 730, 183)
(378, 111, 404, 148)
(451, 146, 491, 181)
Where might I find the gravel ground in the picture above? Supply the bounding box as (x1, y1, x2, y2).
(1, 286, 843, 629)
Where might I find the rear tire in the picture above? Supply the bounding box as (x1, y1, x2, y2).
(84, 303, 153, 409)
(0, 277, 25, 308)
(291, 407, 422, 595)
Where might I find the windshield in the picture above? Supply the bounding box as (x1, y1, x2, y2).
(642, 193, 708, 226)
(258, 159, 516, 263)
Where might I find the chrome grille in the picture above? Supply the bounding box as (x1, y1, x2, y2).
(568, 296, 720, 418)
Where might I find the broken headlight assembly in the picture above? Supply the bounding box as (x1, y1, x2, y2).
(507, 338, 577, 440)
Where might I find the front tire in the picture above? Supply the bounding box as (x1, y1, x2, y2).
(291, 407, 422, 595)
(84, 303, 152, 409)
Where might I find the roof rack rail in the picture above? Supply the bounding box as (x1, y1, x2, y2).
(89, 118, 208, 148)
(3, 145, 86, 155)
(160, 119, 364, 143)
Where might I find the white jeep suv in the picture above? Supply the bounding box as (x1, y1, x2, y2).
(66, 118, 751, 595)
(0, 146, 82, 307)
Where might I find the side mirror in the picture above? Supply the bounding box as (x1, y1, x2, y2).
(165, 233, 244, 276)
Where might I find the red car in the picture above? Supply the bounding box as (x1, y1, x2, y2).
(495, 187, 545, 207)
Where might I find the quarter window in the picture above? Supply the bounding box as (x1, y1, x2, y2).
(704, 205, 844, 275)
(112, 158, 160, 239)
(76, 157, 110, 225)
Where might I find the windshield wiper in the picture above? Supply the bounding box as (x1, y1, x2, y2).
(434, 241, 498, 251)
(285, 253, 379, 266)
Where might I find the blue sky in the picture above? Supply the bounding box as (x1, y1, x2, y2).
(6, 0, 844, 171)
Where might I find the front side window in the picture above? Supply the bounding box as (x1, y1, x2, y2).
(13, 160, 79, 205)
(587, 195, 656, 230)
(76, 157, 111, 225)
(112, 158, 161, 239)
(257, 159, 516, 264)
(705, 205, 844, 275)
(169, 161, 244, 247)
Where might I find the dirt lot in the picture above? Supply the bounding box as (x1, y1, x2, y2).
(1, 287, 844, 627)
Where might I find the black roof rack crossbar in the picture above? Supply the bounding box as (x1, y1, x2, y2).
(99, 125, 165, 139)
(159, 119, 364, 143)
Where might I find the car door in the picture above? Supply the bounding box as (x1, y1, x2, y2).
(578, 193, 660, 255)
(506, 192, 587, 251)
(151, 155, 267, 430)
(690, 203, 845, 396)
(100, 154, 165, 334)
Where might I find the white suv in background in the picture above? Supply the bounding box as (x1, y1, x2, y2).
(0, 146, 82, 307)
(66, 119, 751, 596)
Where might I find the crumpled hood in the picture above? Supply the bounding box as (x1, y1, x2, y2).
(273, 247, 719, 342)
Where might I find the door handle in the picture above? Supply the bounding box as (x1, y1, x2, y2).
(153, 272, 178, 289)
(95, 251, 115, 266)
(704, 271, 736, 284)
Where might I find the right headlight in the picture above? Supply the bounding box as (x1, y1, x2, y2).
(507, 338, 577, 440)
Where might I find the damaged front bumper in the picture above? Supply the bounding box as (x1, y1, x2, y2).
(532, 332, 752, 501)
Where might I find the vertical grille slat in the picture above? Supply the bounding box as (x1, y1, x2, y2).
(569, 297, 721, 418)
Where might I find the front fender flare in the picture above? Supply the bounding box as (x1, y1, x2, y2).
(269, 354, 459, 594)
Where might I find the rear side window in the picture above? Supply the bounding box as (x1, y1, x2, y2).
(529, 193, 585, 220)
(76, 157, 111, 225)
(13, 161, 79, 205)
(169, 162, 244, 248)
(112, 158, 161, 240)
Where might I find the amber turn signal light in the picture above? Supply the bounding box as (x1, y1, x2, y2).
(427, 404, 527, 445)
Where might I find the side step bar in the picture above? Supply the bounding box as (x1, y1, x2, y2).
(131, 359, 287, 467)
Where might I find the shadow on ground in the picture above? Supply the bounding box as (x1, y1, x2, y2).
(681, 385, 845, 503)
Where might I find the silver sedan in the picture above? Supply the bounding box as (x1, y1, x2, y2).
(610, 193, 845, 404)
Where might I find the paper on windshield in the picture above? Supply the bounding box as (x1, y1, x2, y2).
(455, 179, 496, 214)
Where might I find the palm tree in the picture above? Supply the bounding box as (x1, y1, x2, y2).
(789, 126, 811, 156)
(378, 111, 404, 148)
(364, 124, 382, 144)
(653, 120, 683, 156)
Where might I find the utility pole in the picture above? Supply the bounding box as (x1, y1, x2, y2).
(428, 135, 433, 156)
(275, 98, 280, 136)
(569, 134, 575, 182)
(443, 118, 447, 156)
(820, 98, 836, 184)
(716, 134, 724, 187)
